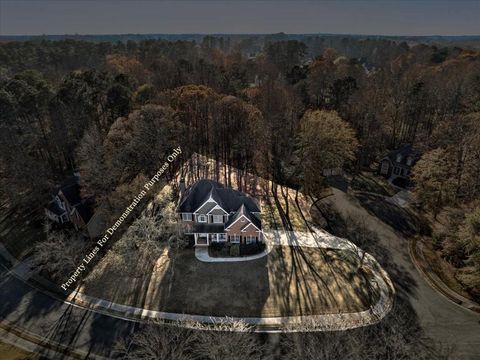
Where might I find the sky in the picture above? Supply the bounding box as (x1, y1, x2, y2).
(1, 0, 479, 36)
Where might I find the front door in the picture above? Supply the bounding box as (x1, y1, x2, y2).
(196, 233, 208, 246)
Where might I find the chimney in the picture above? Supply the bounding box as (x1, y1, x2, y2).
(179, 178, 186, 197)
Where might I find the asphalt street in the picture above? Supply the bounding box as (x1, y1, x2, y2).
(0, 263, 136, 359)
(325, 188, 480, 359)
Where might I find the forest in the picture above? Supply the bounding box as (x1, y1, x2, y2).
(0, 34, 479, 358)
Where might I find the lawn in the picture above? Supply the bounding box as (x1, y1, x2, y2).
(82, 245, 378, 318)
(350, 172, 397, 197)
(0, 341, 36, 360)
(81, 156, 378, 317)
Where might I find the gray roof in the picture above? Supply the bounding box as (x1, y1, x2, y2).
(177, 180, 260, 214)
(45, 201, 66, 216)
(382, 144, 419, 167)
(192, 223, 225, 233)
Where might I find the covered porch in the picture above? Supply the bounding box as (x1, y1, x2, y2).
(194, 233, 227, 246)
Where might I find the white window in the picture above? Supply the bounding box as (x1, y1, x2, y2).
(230, 235, 241, 243)
(181, 213, 192, 221)
(197, 214, 207, 223)
(246, 236, 256, 244)
(212, 215, 223, 223)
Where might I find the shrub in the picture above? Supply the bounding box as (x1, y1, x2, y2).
(230, 244, 240, 257)
(240, 242, 265, 255)
(211, 242, 225, 251)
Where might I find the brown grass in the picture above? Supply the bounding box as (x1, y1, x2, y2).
(0, 341, 36, 360)
(82, 245, 377, 317)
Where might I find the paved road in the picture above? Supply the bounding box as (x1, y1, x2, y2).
(0, 261, 136, 359)
(323, 188, 480, 359)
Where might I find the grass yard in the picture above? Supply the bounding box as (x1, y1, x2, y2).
(0, 341, 36, 360)
(82, 245, 378, 318)
(350, 172, 397, 197)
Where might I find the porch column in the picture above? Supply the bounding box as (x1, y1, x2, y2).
(194, 233, 198, 246)
(216, 233, 219, 242)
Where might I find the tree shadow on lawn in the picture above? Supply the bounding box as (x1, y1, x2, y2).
(154, 249, 270, 318)
(261, 189, 376, 317)
(276, 205, 451, 358)
(79, 251, 157, 310)
(316, 203, 418, 300)
(270, 244, 375, 317)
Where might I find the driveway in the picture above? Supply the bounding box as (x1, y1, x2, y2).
(322, 188, 480, 359)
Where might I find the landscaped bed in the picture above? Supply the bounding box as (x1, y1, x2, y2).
(81, 245, 378, 318)
(208, 242, 266, 257)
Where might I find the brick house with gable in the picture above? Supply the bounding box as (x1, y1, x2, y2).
(176, 179, 263, 246)
(44, 175, 94, 230)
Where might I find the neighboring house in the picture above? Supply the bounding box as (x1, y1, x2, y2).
(177, 179, 263, 247)
(378, 144, 420, 188)
(45, 175, 94, 230)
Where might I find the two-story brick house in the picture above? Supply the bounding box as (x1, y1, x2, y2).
(176, 179, 263, 246)
(44, 175, 94, 231)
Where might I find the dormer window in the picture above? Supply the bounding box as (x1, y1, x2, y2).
(406, 156, 413, 166)
(197, 215, 207, 223)
(396, 154, 402, 163)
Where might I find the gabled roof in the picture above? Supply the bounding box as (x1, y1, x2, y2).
(177, 180, 223, 213)
(49, 175, 94, 223)
(225, 204, 262, 230)
(381, 144, 420, 167)
(45, 201, 66, 216)
(177, 179, 260, 214)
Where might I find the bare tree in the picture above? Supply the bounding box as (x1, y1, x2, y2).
(190, 318, 266, 360)
(114, 321, 195, 360)
(31, 223, 89, 282)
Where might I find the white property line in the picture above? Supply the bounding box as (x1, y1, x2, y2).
(0, 232, 394, 332)
(61, 227, 394, 332)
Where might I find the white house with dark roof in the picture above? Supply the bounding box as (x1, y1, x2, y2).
(177, 179, 263, 246)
